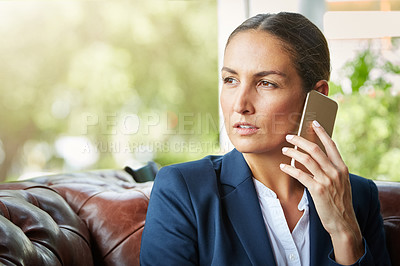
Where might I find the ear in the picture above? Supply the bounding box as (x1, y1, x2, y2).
(313, 80, 329, 96)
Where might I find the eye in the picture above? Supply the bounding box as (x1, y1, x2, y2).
(257, 80, 277, 89)
(222, 77, 239, 85)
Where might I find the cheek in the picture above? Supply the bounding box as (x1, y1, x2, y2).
(266, 97, 304, 129)
(220, 92, 232, 129)
(278, 101, 300, 118)
(220, 91, 232, 116)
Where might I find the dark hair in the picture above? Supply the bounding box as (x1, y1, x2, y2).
(226, 12, 330, 92)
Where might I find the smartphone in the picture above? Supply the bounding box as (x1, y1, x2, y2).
(290, 90, 338, 170)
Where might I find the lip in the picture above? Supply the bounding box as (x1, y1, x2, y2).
(233, 122, 259, 136)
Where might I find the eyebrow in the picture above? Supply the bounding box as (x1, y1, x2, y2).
(221, 67, 287, 77)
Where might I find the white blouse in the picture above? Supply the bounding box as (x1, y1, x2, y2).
(253, 178, 310, 266)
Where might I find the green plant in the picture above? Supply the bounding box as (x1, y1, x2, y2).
(330, 41, 400, 181)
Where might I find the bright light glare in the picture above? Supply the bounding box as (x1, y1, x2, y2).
(324, 11, 400, 39)
(326, 0, 367, 2)
(55, 136, 98, 170)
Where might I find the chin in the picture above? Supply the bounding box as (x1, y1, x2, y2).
(232, 142, 272, 154)
(230, 136, 284, 155)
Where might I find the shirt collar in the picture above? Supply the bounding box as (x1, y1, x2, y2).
(252, 177, 309, 211)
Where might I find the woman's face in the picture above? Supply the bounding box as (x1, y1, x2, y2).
(220, 30, 307, 154)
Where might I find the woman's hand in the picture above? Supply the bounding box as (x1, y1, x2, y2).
(280, 120, 364, 265)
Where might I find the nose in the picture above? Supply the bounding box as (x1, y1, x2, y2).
(233, 83, 255, 115)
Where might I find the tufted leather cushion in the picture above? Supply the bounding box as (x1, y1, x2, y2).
(0, 169, 152, 266)
(0, 186, 93, 265)
(376, 181, 400, 266)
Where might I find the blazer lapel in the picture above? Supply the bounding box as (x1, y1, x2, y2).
(220, 149, 276, 266)
(307, 190, 332, 266)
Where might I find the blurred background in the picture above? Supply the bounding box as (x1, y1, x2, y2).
(0, 0, 219, 181)
(0, 0, 399, 182)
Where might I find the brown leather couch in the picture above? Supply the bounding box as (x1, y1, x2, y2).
(376, 181, 400, 266)
(0, 167, 399, 265)
(0, 167, 153, 266)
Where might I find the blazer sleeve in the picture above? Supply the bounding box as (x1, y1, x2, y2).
(327, 179, 391, 266)
(140, 166, 198, 265)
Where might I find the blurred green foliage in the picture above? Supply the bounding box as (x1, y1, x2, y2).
(0, 0, 218, 181)
(1, 0, 399, 183)
(330, 39, 400, 181)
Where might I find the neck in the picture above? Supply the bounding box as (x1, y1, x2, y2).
(243, 147, 304, 201)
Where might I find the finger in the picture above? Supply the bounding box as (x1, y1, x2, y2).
(282, 146, 326, 180)
(311, 120, 347, 169)
(279, 163, 316, 188)
(285, 134, 335, 174)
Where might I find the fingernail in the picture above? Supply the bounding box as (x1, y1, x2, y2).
(286, 135, 294, 141)
(282, 147, 288, 153)
(279, 163, 285, 169)
(313, 120, 321, 127)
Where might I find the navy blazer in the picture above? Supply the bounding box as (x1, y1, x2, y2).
(140, 149, 391, 265)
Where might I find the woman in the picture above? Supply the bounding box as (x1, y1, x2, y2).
(140, 12, 390, 265)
